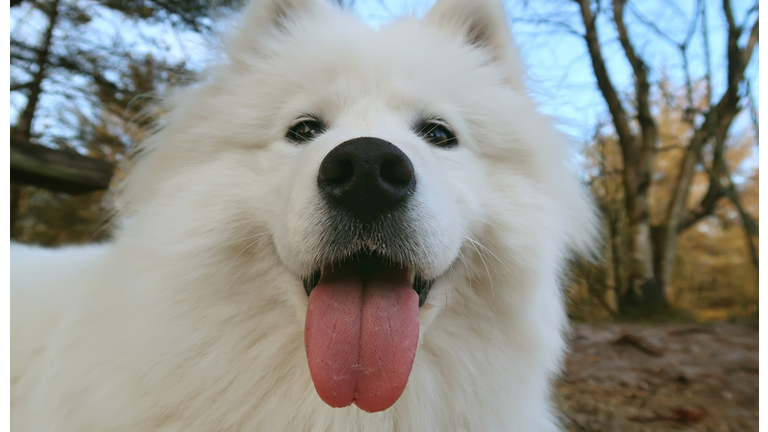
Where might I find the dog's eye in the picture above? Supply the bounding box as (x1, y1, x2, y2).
(286, 119, 326, 143)
(416, 121, 457, 148)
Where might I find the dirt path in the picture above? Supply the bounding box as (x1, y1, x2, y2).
(557, 323, 758, 431)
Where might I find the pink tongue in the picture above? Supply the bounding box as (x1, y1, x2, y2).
(304, 265, 419, 413)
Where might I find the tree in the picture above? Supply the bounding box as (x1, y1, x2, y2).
(575, 75, 758, 318)
(528, 0, 758, 315)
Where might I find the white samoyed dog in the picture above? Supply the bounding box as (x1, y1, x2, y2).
(11, 0, 598, 430)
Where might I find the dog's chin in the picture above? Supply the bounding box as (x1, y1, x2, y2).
(301, 250, 436, 307)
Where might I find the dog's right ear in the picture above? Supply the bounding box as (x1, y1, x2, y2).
(245, 0, 327, 34)
(424, 0, 525, 89)
(226, 0, 330, 63)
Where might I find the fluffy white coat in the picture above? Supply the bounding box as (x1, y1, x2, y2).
(11, 0, 598, 430)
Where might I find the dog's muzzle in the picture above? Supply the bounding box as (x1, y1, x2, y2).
(306, 136, 435, 306)
(303, 137, 432, 413)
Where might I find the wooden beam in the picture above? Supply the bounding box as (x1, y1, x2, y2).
(10, 138, 114, 194)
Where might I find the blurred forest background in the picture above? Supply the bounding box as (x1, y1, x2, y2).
(9, 0, 758, 323)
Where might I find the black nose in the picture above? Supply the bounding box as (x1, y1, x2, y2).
(318, 137, 416, 223)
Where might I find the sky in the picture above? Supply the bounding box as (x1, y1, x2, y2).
(10, 0, 759, 155)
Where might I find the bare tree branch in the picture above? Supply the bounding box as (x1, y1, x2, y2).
(742, 18, 759, 66)
(627, 1, 701, 49)
(668, 0, 758, 233)
(701, 0, 713, 105)
(677, 187, 724, 232)
(628, 0, 703, 115)
(15, 0, 61, 138)
(746, 79, 759, 141)
(680, 127, 759, 274)
(723, 0, 737, 31)
(681, 0, 704, 111)
(677, 142, 726, 233)
(512, 17, 583, 36)
(715, 159, 759, 237)
(612, 0, 656, 155)
(626, 2, 679, 47)
(10, 81, 35, 92)
(574, 0, 634, 153)
(682, 0, 703, 47)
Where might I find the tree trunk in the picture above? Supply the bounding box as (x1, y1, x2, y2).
(10, 0, 61, 238)
(619, 220, 664, 314)
(620, 142, 666, 313)
(608, 212, 625, 310)
(575, 0, 667, 316)
(15, 0, 60, 137)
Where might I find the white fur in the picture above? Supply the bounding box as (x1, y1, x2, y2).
(10, 0, 598, 430)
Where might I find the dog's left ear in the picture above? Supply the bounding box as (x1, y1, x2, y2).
(242, 0, 328, 35)
(226, 0, 332, 65)
(424, 0, 525, 89)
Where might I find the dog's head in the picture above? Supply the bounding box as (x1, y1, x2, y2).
(121, 0, 598, 414)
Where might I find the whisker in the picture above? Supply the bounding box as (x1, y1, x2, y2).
(462, 233, 506, 341)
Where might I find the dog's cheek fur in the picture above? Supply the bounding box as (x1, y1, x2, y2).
(118, 146, 298, 279)
(413, 145, 488, 272)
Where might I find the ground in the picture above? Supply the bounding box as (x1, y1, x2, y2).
(557, 323, 759, 432)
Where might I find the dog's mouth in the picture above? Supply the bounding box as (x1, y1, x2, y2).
(302, 251, 434, 413)
(302, 252, 434, 307)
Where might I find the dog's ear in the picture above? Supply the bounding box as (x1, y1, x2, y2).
(424, 0, 525, 89)
(227, 0, 330, 63)
(244, 0, 327, 34)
